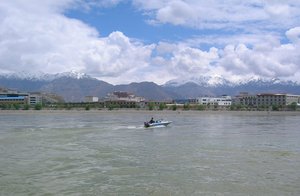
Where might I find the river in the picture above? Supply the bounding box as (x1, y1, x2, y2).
(0, 110, 299, 195)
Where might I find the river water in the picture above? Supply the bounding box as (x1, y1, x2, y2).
(0, 111, 299, 195)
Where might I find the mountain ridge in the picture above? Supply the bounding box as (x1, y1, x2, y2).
(1, 72, 300, 102)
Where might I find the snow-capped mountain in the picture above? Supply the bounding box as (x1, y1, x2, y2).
(54, 70, 92, 80)
(2, 70, 91, 81)
(1, 72, 300, 101)
(164, 75, 299, 87)
(163, 75, 300, 98)
(164, 75, 234, 87)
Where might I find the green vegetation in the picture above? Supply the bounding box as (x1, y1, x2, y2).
(171, 104, 177, 111)
(183, 103, 190, 110)
(288, 102, 297, 111)
(23, 104, 30, 110)
(197, 104, 206, 111)
(272, 104, 279, 111)
(0, 100, 298, 111)
(108, 104, 120, 110)
(159, 103, 166, 110)
(230, 104, 244, 111)
(148, 102, 154, 110)
(34, 103, 42, 110)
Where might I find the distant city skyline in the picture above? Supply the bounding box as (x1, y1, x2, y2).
(1, 1, 300, 84)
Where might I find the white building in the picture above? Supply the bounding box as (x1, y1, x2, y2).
(105, 91, 145, 102)
(85, 96, 99, 103)
(29, 94, 43, 105)
(197, 95, 232, 106)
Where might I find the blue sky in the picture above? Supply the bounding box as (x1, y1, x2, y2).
(1, 0, 300, 84)
(66, 2, 203, 45)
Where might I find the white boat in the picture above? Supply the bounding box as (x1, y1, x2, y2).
(144, 120, 172, 128)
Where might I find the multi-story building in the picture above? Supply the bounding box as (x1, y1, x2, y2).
(29, 94, 43, 105)
(104, 91, 146, 108)
(0, 90, 63, 106)
(0, 91, 29, 105)
(285, 94, 300, 105)
(85, 96, 99, 103)
(233, 92, 257, 106)
(235, 93, 300, 107)
(197, 95, 232, 106)
(256, 93, 300, 106)
(105, 91, 145, 102)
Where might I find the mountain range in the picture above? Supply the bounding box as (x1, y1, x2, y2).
(1, 72, 300, 102)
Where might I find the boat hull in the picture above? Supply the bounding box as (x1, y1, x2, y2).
(144, 121, 172, 128)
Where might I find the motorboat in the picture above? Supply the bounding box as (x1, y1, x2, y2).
(144, 120, 172, 128)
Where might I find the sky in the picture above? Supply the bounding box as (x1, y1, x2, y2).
(1, 0, 300, 84)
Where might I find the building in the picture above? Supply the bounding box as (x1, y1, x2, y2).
(234, 92, 300, 108)
(85, 96, 99, 103)
(29, 94, 43, 105)
(105, 100, 137, 108)
(28, 92, 64, 105)
(256, 93, 300, 107)
(233, 92, 257, 106)
(173, 98, 197, 104)
(0, 90, 63, 106)
(0, 91, 29, 105)
(104, 91, 146, 108)
(197, 95, 232, 106)
(105, 91, 145, 102)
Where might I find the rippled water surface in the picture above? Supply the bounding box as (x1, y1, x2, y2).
(0, 111, 300, 195)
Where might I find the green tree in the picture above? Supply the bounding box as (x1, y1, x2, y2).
(288, 102, 297, 111)
(34, 103, 42, 110)
(0, 104, 7, 110)
(148, 102, 154, 110)
(23, 104, 30, 110)
(159, 103, 166, 110)
(108, 104, 119, 110)
(197, 104, 206, 111)
(183, 103, 190, 110)
(108, 104, 114, 110)
(258, 105, 267, 111)
(272, 104, 279, 111)
(135, 105, 140, 110)
(13, 104, 20, 110)
(65, 104, 72, 110)
(85, 104, 90, 110)
(171, 104, 177, 111)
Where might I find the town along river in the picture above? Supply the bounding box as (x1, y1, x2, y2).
(0, 110, 299, 195)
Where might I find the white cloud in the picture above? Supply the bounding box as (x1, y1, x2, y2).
(156, 1, 196, 25)
(0, 0, 155, 84)
(152, 26, 300, 83)
(1, 0, 300, 85)
(217, 33, 300, 79)
(286, 27, 300, 43)
(134, 0, 300, 31)
(82, 31, 155, 78)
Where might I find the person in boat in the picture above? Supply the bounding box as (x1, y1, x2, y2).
(149, 117, 155, 123)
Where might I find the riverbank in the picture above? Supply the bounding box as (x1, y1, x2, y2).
(1, 109, 300, 116)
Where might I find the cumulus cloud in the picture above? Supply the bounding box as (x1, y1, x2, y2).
(286, 27, 300, 43)
(0, 0, 156, 84)
(154, 26, 300, 83)
(215, 33, 300, 80)
(132, 0, 300, 83)
(82, 31, 155, 77)
(1, 0, 300, 85)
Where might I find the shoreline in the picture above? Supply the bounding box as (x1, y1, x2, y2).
(1, 109, 300, 116)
